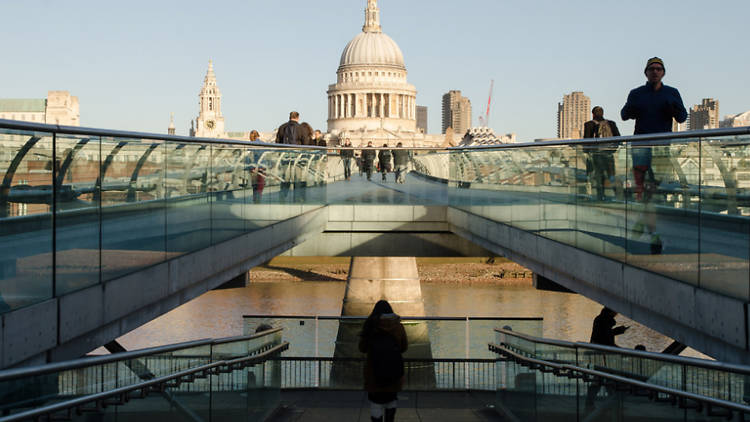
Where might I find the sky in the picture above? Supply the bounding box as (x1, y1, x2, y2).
(2, 0, 749, 141)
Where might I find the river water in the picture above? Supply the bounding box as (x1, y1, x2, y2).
(113, 280, 705, 358)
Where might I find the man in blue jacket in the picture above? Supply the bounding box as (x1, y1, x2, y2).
(621, 57, 685, 254)
(621, 57, 687, 135)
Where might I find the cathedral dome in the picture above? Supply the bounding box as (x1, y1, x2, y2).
(339, 31, 405, 69)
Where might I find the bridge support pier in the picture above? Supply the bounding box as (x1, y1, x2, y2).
(332, 257, 435, 388)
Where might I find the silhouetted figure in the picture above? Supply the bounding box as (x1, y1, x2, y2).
(586, 307, 629, 410)
(359, 300, 408, 422)
(590, 307, 628, 346)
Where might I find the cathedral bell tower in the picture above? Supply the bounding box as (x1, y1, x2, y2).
(195, 60, 226, 138)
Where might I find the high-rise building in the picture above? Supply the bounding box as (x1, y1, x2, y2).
(0, 91, 80, 126)
(416, 105, 428, 133)
(194, 60, 226, 138)
(557, 91, 590, 139)
(689, 98, 720, 130)
(442, 90, 472, 136)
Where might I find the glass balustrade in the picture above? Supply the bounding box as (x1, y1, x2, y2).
(493, 327, 750, 421)
(2, 120, 750, 318)
(0, 329, 284, 421)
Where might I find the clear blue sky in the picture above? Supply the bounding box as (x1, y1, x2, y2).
(2, 0, 748, 140)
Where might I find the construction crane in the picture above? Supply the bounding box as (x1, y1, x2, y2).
(478, 80, 494, 127)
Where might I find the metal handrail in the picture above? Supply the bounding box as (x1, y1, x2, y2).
(2, 118, 748, 151)
(274, 356, 496, 363)
(243, 314, 542, 321)
(493, 327, 750, 376)
(0, 328, 283, 382)
(0, 342, 289, 422)
(490, 342, 750, 416)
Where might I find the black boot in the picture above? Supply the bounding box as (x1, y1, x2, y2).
(371, 417, 382, 422)
(385, 408, 396, 422)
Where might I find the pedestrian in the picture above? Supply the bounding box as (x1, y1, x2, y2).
(313, 130, 327, 147)
(392, 142, 409, 184)
(359, 300, 408, 422)
(621, 57, 687, 200)
(590, 307, 629, 346)
(378, 144, 392, 182)
(299, 122, 314, 146)
(362, 141, 377, 181)
(621, 57, 685, 254)
(340, 139, 354, 180)
(585, 307, 629, 410)
(621, 57, 687, 136)
(583, 106, 621, 201)
(249, 130, 261, 142)
(248, 130, 266, 203)
(275, 111, 303, 145)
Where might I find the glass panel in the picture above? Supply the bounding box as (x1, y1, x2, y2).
(0, 129, 54, 313)
(165, 141, 211, 255)
(625, 140, 701, 284)
(575, 142, 629, 258)
(210, 144, 248, 245)
(100, 138, 166, 281)
(55, 134, 100, 295)
(700, 136, 750, 300)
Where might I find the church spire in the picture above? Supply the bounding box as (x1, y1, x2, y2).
(168, 112, 175, 135)
(363, 0, 381, 33)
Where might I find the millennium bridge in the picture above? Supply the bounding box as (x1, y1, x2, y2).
(1, 119, 750, 421)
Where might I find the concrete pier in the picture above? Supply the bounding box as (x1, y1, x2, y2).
(331, 257, 435, 388)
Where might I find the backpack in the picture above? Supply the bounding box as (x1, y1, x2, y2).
(369, 331, 404, 387)
(282, 123, 298, 144)
(597, 120, 613, 138)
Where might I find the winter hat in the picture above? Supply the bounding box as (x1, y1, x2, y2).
(645, 57, 665, 72)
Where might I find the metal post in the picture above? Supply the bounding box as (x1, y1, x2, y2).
(465, 317, 470, 389)
(315, 316, 319, 388)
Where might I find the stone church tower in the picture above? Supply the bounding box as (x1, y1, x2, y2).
(195, 60, 226, 138)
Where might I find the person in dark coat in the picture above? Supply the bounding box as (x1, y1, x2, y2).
(362, 141, 377, 181)
(586, 307, 629, 410)
(378, 144, 392, 182)
(275, 111, 303, 145)
(583, 106, 621, 201)
(340, 139, 354, 180)
(590, 307, 629, 346)
(359, 300, 408, 422)
(392, 142, 410, 184)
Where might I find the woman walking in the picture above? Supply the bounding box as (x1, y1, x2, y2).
(359, 300, 408, 422)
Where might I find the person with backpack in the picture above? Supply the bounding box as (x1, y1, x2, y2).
(359, 300, 408, 422)
(378, 144, 392, 182)
(362, 141, 377, 181)
(583, 106, 621, 201)
(275, 111, 303, 145)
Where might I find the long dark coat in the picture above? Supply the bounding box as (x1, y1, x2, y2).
(358, 313, 408, 393)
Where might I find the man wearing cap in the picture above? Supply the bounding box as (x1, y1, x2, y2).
(621, 57, 687, 134)
(620, 57, 685, 254)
